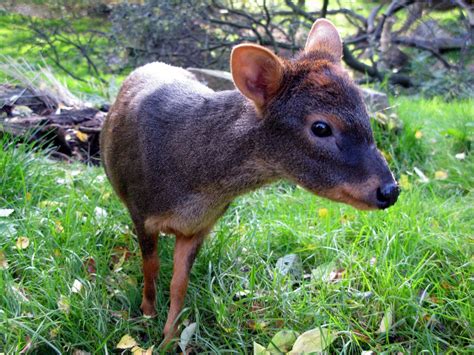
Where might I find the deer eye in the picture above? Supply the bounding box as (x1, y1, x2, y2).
(311, 121, 332, 137)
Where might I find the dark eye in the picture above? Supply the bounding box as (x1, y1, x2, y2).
(311, 121, 332, 137)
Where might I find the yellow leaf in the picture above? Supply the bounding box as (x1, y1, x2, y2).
(16, 237, 30, 250)
(131, 345, 154, 355)
(25, 192, 32, 201)
(399, 174, 411, 190)
(318, 208, 328, 218)
(0, 251, 8, 269)
(267, 330, 299, 353)
(116, 334, 138, 349)
(55, 220, 64, 233)
(434, 170, 448, 180)
(415, 130, 423, 139)
(289, 328, 335, 354)
(76, 130, 89, 142)
(253, 342, 268, 355)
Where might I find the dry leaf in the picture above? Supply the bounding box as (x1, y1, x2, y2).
(0, 251, 8, 269)
(71, 279, 83, 293)
(16, 237, 30, 250)
(131, 345, 154, 355)
(434, 170, 448, 180)
(84, 257, 96, 275)
(0, 208, 14, 217)
(19, 335, 32, 354)
(116, 334, 138, 349)
(94, 207, 108, 221)
(377, 307, 394, 333)
(72, 350, 91, 355)
(289, 328, 335, 354)
(179, 322, 197, 353)
(414, 167, 429, 183)
(55, 220, 64, 233)
(76, 130, 89, 142)
(455, 152, 466, 160)
(318, 208, 329, 218)
(57, 295, 70, 314)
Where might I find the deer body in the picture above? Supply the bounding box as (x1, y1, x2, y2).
(101, 20, 400, 345)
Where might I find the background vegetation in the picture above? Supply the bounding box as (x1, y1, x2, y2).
(0, 0, 473, 353)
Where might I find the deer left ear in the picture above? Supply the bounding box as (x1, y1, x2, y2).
(305, 19, 343, 63)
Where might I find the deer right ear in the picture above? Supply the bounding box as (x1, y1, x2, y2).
(305, 19, 343, 63)
(231, 44, 283, 108)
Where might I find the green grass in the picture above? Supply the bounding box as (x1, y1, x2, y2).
(0, 98, 472, 353)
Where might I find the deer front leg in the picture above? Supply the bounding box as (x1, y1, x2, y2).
(163, 233, 204, 343)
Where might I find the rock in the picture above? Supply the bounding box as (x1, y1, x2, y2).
(360, 88, 390, 114)
(186, 68, 235, 91)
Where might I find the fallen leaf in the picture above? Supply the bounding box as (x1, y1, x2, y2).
(55, 220, 64, 233)
(399, 174, 411, 190)
(84, 257, 96, 275)
(16, 237, 30, 250)
(131, 345, 154, 355)
(76, 130, 89, 142)
(377, 307, 394, 333)
(19, 335, 32, 354)
(414, 167, 429, 183)
(434, 170, 448, 180)
(71, 279, 83, 293)
(415, 130, 423, 139)
(275, 254, 303, 280)
(246, 319, 269, 331)
(94, 207, 108, 221)
(57, 295, 70, 314)
(289, 328, 335, 354)
(318, 208, 328, 218)
(311, 261, 340, 282)
(267, 329, 299, 353)
(455, 152, 466, 160)
(72, 350, 91, 355)
(179, 322, 197, 353)
(25, 192, 32, 201)
(111, 246, 132, 272)
(0, 251, 8, 269)
(361, 351, 375, 355)
(50, 327, 60, 338)
(39, 200, 64, 209)
(0, 208, 14, 217)
(253, 342, 268, 355)
(116, 334, 138, 349)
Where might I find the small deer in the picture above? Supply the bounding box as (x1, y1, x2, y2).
(100, 19, 399, 343)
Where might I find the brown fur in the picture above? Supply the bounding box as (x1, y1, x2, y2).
(100, 19, 399, 345)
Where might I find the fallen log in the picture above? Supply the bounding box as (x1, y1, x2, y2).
(1, 107, 106, 165)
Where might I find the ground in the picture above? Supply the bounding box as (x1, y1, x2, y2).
(0, 98, 472, 353)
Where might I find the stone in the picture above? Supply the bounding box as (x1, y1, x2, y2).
(186, 68, 235, 91)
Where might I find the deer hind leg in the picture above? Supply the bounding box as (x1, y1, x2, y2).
(133, 218, 160, 317)
(163, 232, 205, 343)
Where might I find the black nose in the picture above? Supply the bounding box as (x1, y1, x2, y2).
(376, 183, 400, 209)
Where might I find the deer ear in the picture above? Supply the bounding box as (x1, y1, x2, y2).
(231, 44, 283, 107)
(305, 19, 343, 62)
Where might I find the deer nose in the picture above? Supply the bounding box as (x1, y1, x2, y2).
(376, 183, 400, 209)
